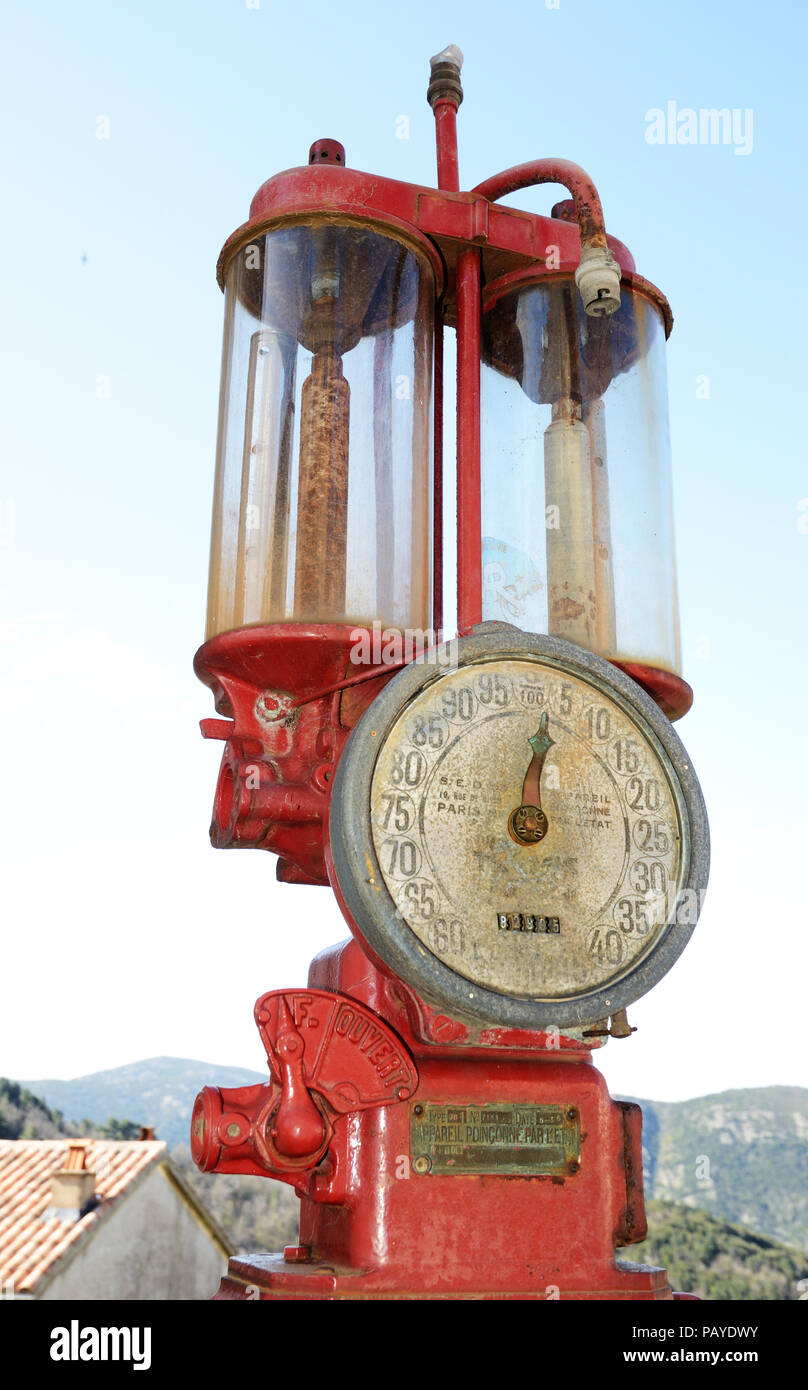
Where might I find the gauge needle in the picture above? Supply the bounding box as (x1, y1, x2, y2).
(508, 712, 554, 846)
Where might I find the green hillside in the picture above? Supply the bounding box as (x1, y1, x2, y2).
(0, 1079, 67, 1139)
(619, 1200, 808, 1301)
(0, 1078, 142, 1142)
(630, 1087, 808, 1254)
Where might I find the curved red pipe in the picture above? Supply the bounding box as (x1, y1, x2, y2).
(472, 158, 608, 247)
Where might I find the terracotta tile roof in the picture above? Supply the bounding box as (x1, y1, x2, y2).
(0, 1139, 166, 1294)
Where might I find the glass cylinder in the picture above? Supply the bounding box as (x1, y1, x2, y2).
(206, 220, 435, 640)
(481, 276, 681, 676)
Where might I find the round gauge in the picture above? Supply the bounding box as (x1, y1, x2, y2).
(329, 629, 709, 1029)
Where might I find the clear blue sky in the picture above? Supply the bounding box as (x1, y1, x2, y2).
(1, 0, 806, 1102)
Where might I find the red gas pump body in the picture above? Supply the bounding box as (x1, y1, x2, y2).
(192, 54, 694, 1300)
(194, 938, 667, 1301)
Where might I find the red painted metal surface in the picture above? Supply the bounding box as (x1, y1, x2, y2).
(194, 625, 397, 884)
(202, 939, 669, 1300)
(308, 138, 345, 166)
(433, 100, 460, 192)
(427, 46, 462, 195)
(456, 247, 482, 633)
(433, 316, 444, 635)
(612, 661, 693, 722)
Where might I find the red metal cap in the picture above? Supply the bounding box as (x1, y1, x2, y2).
(309, 139, 346, 166)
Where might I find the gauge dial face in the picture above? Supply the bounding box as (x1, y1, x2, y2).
(330, 634, 708, 1027)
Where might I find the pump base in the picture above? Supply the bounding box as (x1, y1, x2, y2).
(213, 1253, 673, 1300)
(198, 940, 680, 1304)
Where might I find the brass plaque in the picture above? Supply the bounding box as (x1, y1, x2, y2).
(411, 1102, 580, 1176)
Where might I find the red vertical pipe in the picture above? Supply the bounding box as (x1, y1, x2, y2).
(427, 49, 469, 633)
(433, 100, 460, 193)
(456, 247, 482, 634)
(432, 317, 444, 636)
(430, 95, 457, 641)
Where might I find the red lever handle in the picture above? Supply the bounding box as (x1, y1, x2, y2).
(271, 997, 327, 1158)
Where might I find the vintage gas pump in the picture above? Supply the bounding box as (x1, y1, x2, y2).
(191, 48, 709, 1300)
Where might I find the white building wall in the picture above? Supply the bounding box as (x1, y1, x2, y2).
(39, 1166, 227, 1301)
